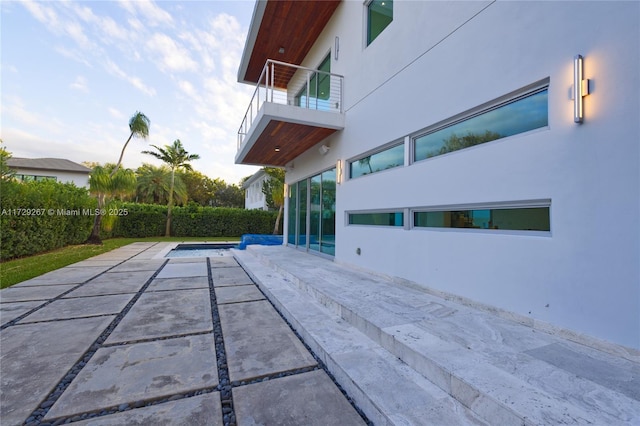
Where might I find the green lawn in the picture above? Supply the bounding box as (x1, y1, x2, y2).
(0, 237, 238, 289)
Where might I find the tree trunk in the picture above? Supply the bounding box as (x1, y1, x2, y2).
(110, 132, 133, 178)
(165, 168, 175, 237)
(273, 204, 283, 235)
(86, 193, 105, 244)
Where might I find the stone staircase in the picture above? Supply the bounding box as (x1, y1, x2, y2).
(234, 245, 640, 426)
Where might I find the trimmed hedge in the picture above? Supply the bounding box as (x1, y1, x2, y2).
(1, 188, 281, 260)
(0, 180, 96, 260)
(104, 203, 166, 238)
(105, 203, 281, 238)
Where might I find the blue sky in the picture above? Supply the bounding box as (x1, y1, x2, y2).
(1, 0, 259, 185)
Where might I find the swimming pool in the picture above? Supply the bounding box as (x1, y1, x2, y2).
(165, 243, 236, 258)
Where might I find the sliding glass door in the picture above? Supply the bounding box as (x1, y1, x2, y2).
(288, 168, 336, 256)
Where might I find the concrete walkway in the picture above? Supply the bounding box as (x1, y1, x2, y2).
(0, 243, 366, 426)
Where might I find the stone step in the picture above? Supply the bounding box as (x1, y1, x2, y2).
(239, 246, 640, 426)
(235, 250, 488, 426)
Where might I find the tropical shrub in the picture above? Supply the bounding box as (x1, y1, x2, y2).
(0, 180, 96, 260)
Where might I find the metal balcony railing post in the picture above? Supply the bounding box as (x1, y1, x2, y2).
(265, 61, 269, 104)
(340, 77, 343, 113)
(270, 62, 275, 102)
(315, 71, 319, 110)
(306, 71, 310, 109)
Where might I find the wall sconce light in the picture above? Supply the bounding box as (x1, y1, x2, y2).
(336, 159, 343, 184)
(573, 54, 590, 124)
(274, 146, 281, 152)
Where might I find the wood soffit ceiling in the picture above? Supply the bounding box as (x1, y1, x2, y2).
(241, 121, 337, 167)
(243, 0, 341, 84)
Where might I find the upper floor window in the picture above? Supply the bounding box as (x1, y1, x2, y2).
(349, 142, 404, 179)
(414, 83, 549, 162)
(367, 0, 393, 45)
(295, 54, 331, 110)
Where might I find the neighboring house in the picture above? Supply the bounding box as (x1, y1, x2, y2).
(234, 0, 639, 351)
(243, 169, 270, 210)
(7, 157, 91, 188)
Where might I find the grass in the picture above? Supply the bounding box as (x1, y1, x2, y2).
(0, 236, 238, 289)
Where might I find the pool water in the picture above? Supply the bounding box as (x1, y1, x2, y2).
(165, 243, 236, 258)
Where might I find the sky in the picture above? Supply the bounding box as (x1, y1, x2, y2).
(1, 0, 260, 185)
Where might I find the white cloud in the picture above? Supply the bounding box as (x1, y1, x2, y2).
(70, 75, 89, 93)
(118, 0, 173, 27)
(21, 1, 60, 29)
(71, 3, 129, 42)
(105, 60, 156, 96)
(64, 20, 92, 49)
(178, 80, 196, 98)
(55, 46, 93, 68)
(1, 96, 64, 134)
(22, 2, 93, 50)
(127, 17, 144, 32)
(134, 0, 174, 27)
(147, 32, 197, 73)
(108, 107, 125, 120)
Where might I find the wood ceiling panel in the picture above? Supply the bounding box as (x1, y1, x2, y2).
(241, 121, 337, 167)
(244, 0, 341, 84)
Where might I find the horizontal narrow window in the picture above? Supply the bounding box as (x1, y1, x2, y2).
(414, 87, 548, 161)
(414, 207, 550, 231)
(349, 211, 404, 227)
(16, 174, 57, 182)
(350, 143, 404, 178)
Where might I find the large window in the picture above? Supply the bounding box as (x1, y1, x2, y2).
(295, 54, 331, 111)
(414, 86, 548, 162)
(349, 142, 404, 179)
(367, 0, 393, 45)
(348, 211, 404, 227)
(414, 206, 550, 232)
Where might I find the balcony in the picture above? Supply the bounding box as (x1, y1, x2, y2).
(236, 60, 345, 167)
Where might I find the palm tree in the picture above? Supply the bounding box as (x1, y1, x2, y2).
(262, 167, 285, 234)
(86, 111, 150, 244)
(135, 163, 187, 205)
(86, 165, 137, 243)
(142, 139, 200, 236)
(111, 112, 150, 177)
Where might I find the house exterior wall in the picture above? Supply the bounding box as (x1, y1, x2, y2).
(244, 172, 269, 210)
(13, 167, 90, 188)
(281, 1, 640, 350)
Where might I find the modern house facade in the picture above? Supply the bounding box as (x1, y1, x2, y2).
(243, 169, 270, 210)
(235, 1, 640, 351)
(7, 157, 91, 188)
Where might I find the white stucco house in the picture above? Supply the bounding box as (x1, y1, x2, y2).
(7, 157, 91, 188)
(243, 169, 270, 210)
(235, 1, 640, 351)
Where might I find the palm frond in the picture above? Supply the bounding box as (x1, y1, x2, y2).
(129, 111, 150, 139)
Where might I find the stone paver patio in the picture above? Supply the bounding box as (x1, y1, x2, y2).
(0, 242, 366, 426)
(3, 241, 638, 425)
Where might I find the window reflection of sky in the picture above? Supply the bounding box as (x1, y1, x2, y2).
(415, 89, 548, 161)
(350, 143, 404, 178)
